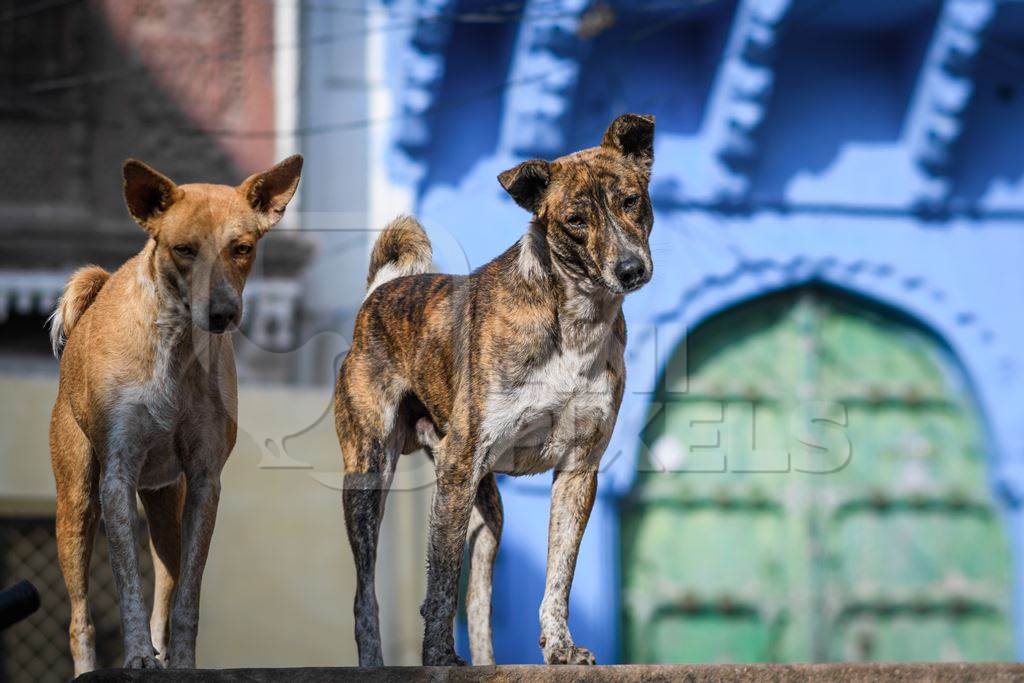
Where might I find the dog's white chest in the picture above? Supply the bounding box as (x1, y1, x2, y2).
(483, 341, 619, 474)
(515, 348, 601, 416)
(104, 338, 231, 489)
(107, 379, 180, 484)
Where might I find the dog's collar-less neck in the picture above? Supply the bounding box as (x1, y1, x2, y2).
(554, 269, 621, 332)
(136, 241, 226, 374)
(513, 222, 622, 335)
(516, 237, 621, 352)
(139, 241, 187, 328)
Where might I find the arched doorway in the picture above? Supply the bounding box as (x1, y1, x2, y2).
(621, 285, 1012, 663)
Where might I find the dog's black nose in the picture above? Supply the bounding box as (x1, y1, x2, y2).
(208, 304, 239, 333)
(614, 256, 647, 291)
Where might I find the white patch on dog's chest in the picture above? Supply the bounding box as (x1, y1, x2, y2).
(105, 330, 229, 489)
(109, 370, 183, 488)
(482, 336, 621, 474)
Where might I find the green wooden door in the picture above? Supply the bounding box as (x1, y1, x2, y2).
(621, 286, 1012, 663)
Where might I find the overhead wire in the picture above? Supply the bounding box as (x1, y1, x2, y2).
(2, 0, 725, 138)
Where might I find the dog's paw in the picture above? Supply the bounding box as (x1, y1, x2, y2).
(423, 646, 468, 667)
(165, 652, 197, 669)
(425, 653, 467, 666)
(357, 654, 385, 667)
(123, 651, 164, 669)
(545, 643, 596, 665)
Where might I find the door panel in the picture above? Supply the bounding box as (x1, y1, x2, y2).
(621, 286, 1012, 663)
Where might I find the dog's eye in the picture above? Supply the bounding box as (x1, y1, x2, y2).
(565, 214, 585, 228)
(173, 245, 196, 258)
(234, 244, 253, 257)
(622, 195, 640, 210)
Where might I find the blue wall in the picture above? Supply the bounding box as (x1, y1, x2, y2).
(380, 0, 1024, 663)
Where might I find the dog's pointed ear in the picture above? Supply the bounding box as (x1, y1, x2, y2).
(602, 113, 655, 171)
(238, 154, 303, 233)
(123, 159, 181, 233)
(498, 159, 550, 213)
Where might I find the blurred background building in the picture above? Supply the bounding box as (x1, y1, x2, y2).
(2, 0, 1024, 679)
(0, 0, 416, 679)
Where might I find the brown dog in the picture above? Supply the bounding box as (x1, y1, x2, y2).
(334, 114, 654, 666)
(48, 156, 302, 673)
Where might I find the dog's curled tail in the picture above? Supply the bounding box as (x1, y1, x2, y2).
(49, 265, 110, 357)
(365, 215, 432, 297)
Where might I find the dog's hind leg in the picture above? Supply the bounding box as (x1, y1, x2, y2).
(139, 478, 184, 661)
(52, 404, 101, 676)
(465, 472, 503, 665)
(421, 434, 478, 666)
(342, 436, 398, 667)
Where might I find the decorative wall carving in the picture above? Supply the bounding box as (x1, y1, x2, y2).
(498, 0, 592, 158)
(909, 0, 996, 206)
(706, 0, 793, 203)
(392, 0, 457, 176)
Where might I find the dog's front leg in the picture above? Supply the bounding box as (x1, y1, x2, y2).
(420, 438, 477, 666)
(99, 458, 162, 669)
(539, 466, 599, 665)
(166, 468, 222, 668)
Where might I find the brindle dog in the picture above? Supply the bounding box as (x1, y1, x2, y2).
(334, 114, 655, 666)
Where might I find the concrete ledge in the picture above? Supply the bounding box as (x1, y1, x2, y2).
(77, 663, 1024, 682)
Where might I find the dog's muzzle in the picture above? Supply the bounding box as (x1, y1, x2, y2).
(614, 255, 649, 292)
(207, 300, 240, 334)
